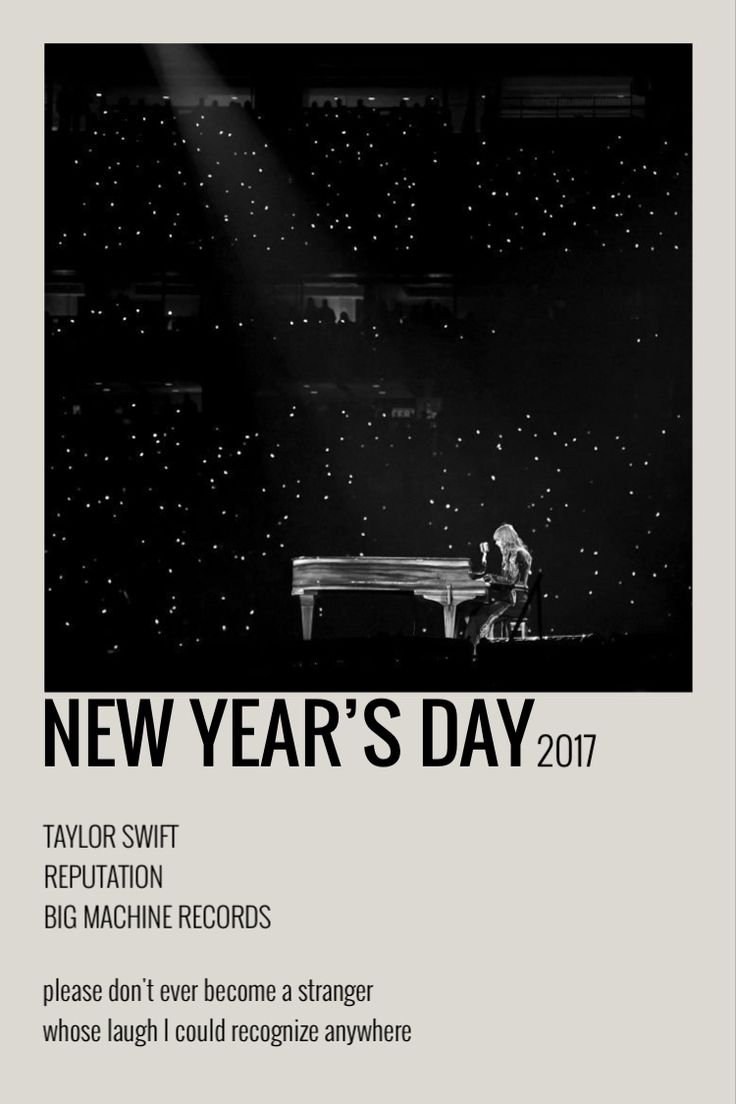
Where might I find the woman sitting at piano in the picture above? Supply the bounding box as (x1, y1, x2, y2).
(463, 524, 532, 654)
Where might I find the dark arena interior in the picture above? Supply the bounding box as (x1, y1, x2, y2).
(45, 44, 692, 691)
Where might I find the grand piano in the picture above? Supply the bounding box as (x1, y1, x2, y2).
(291, 556, 526, 640)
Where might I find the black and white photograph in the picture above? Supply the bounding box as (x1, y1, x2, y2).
(45, 43, 692, 690)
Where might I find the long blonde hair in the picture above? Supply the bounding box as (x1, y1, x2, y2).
(493, 524, 531, 581)
(493, 523, 526, 552)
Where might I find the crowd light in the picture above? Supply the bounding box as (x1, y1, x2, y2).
(45, 89, 689, 657)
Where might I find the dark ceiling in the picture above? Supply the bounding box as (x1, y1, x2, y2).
(45, 43, 691, 89)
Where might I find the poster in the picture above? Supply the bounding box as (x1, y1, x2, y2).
(3, 4, 734, 1101)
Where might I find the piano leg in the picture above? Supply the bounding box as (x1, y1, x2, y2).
(442, 602, 459, 639)
(299, 594, 316, 640)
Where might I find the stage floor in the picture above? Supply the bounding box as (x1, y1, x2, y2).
(46, 633, 691, 692)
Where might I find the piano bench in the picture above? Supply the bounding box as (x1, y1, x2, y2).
(490, 615, 528, 641)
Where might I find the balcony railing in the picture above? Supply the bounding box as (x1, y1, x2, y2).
(498, 94, 644, 119)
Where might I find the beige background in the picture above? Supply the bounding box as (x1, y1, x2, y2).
(2, 3, 734, 1101)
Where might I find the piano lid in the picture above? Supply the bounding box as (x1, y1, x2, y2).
(292, 555, 477, 593)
